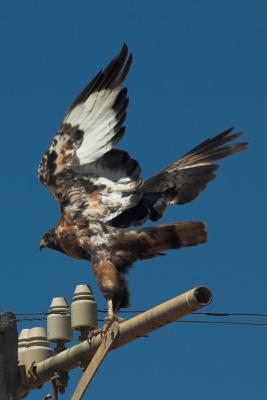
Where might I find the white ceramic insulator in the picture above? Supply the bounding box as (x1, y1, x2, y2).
(71, 284, 98, 331)
(47, 297, 73, 344)
(24, 327, 53, 366)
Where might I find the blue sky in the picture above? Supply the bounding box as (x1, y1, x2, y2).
(1, 1, 267, 398)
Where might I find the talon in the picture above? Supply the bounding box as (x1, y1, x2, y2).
(114, 316, 126, 324)
(87, 328, 103, 343)
(101, 307, 126, 336)
(87, 299, 127, 341)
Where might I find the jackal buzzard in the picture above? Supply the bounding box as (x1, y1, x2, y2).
(38, 44, 247, 321)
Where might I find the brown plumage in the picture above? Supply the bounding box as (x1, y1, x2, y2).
(38, 44, 247, 318)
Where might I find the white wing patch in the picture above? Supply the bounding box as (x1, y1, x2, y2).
(38, 44, 142, 224)
(64, 88, 121, 165)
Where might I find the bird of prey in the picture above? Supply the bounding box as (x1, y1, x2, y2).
(39, 44, 247, 328)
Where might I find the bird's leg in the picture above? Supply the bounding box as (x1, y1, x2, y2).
(86, 301, 113, 342)
(88, 253, 126, 340)
(87, 299, 125, 342)
(100, 299, 113, 335)
(107, 298, 114, 319)
(107, 299, 125, 323)
(101, 299, 125, 335)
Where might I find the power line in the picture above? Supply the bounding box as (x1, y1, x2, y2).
(194, 312, 267, 317)
(7, 310, 267, 328)
(1, 304, 267, 326)
(12, 309, 267, 317)
(175, 320, 267, 327)
(101, 309, 267, 318)
(10, 309, 267, 318)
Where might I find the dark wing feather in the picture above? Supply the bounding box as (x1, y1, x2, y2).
(143, 128, 248, 216)
(38, 44, 132, 188)
(38, 45, 142, 221)
(111, 128, 248, 227)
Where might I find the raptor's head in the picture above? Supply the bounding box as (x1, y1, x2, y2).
(39, 229, 64, 254)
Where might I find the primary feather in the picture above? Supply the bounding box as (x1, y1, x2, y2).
(38, 44, 248, 311)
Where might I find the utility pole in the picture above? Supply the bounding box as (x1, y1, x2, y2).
(19, 286, 212, 397)
(0, 312, 19, 400)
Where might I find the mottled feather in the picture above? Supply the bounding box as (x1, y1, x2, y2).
(38, 45, 248, 312)
(111, 128, 248, 227)
(38, 44, 141, 222)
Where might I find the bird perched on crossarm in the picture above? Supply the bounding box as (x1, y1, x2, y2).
(38, 44, 248, 331)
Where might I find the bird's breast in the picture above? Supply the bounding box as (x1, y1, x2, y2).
(55, 223, 91, 260)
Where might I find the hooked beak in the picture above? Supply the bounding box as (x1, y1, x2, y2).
(39, 240, 47, 251)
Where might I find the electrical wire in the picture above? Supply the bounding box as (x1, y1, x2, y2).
(12, 310, 267, 317)
(194, 311, 267, 317)
(9, 309, 267, 318)
(0, 309, 266, 328)
(99, 309, 267, 318)
(2, 309, 267, 327)
(174, 320, 267, 327)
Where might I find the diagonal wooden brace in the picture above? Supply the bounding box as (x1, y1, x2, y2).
(71, 322, 120, 400)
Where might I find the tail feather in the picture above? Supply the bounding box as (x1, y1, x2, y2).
(107, 221, 207, 310)
(111, 221, 207, 272)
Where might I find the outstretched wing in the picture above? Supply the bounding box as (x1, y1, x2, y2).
(142, 128, 248, 204)
(38, 44, 142, 221)
(111, 128, 248, 227)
